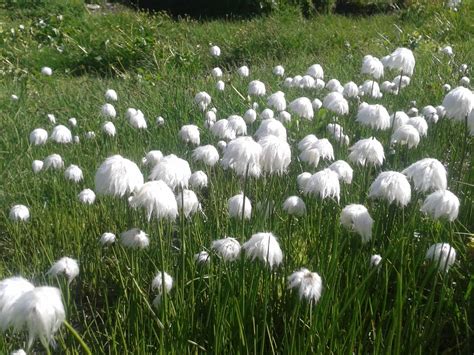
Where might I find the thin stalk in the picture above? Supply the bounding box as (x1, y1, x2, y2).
(63, 320, 92, 355)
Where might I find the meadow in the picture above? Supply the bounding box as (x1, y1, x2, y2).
(0, 0, 473, 353)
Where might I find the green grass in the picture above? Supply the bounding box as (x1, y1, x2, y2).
(1, 1, 473, 353)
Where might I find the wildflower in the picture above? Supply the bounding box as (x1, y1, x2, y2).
(221, 137, 262, 177)
(402, 158, 447, 192)
(425, 243, 456, 272)
(64, 164, 83, 183)
(99, 232, 116, 246)
(392, 75, 411, 89)
(151, 271, 173, 307)
(211, 119, 236, 140)
(282, 196, 306, 217)
(228, 115, 247, 136)
(32, 160, 44, 173)
(29, 128, 48, 145)
(209, 45, 221, 57)
(244, 108, 257, 124)
(326, 79, 343, 93)
(95, 155, 144, 197)
(273, 65, 285, 76)
(189, 171, 208, 189)
(194, 92, 212, 111)
(68, 117, 77, 127)
(298, 134, 318, 151)
(381, 81, 397, 94)
(348, 137, 385, 167)
(176, 189, 200, 217)
(217, 140, 227, 151)
(47, 257, 79, 284)
(306, 64, 324, 79)
(129, 181, 178, 221)
(50, 125, 72, 144)
(73, 136, 80, 144)
(102, 121, 116, 136)
(362, 55, 384, 79)
(11, 349, 26, 355)
(442, 86, 474, 120)
(422, 105, 439, 123)
(0, 277, 35, 330)
(328, 160, 353, 184)
(277, 111, 291, 123)
(47, 114, 56, 124)
(343, 81, 359, 98)
(255, 118, 287, 141)
(369, 171, 411, 207)
(3, 286, 65, 349)
(216, 80, 225, 91)
(237, 65, 249, 77)
(391, 125, 420, 149)
(211, 237, 241, 261)
(384, 47, 416, 76)
(156, 116, 165, 126)
(260, 108, 274, 120)
(370, 254, 382, 268)
(126, 108, 147, 129)
(248, 80, 266, 96)
(420, 190, 459, 221)
(194, 251, 210, 264)
(300, 75, 315, 89)
(179, 125, 200, 145)
(192, 145, 219, 167)
(86, 131, 95, 139)
(289, 97, 314, 120)
(359, 80, 382, 99)
(105, 89, 118, 101)
(243, 232, 283, 268)
(391, 111, 409, 130)
(142, 150, 163, 167)
(101, 103, 116, 119)
(297, 172, 312, 192)
(356, 104, 391, 130)
(287, 268, 323, 304)
(340, 204, 374, 243)
(267, 91, 286, 111)
(78, 189, 96, 205)
(211, 67, 223, 78)
(228, 193, 252, 219)
(44, 154, 64, 170)
(304, 169, 340, 202)
(440, 45, 453, 56)
(299, 138, 334, 168)
(120, 228, 149, 249)
(322, 92, 349, 116)
(41, 67, 53, 76)
(258, 135, 291, 175)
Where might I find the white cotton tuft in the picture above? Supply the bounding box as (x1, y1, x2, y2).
(248, 80, 266, 96)
(78, 189, 96, 205)
(267, 91, 286, 112)
(425, 243, 456, 272)
(359, 80, 382, 99)
(120, 228, 149, 249)
(273, 65, 285, 76)
(101, 103, 116, 119)
(282, 196, 306, 217)
(209, 45, 220, 57)
(340, 204, 374, 243)
(152, 272, 173, 295)
(361, 55, 384, 79)
(68, 118, 77, 127)
(156, 116, 165, 126)
(391, 111, 410, 130)
(402, 158, 447, 192)
(211, 67, 223, 78)
(326, 79, 343, 93)
(244, 109, 257, 124)
(237, 65, 249, 77)
(369, 171, 411, 207)
(420, 190, 459, 222)
(9, 205, 30, 222)
(47, 257, 79, 284)
(228, 115, 247, 136)
(211, 237, 241, 261)
(356, 104, 391, 130)
(255, 118, 287, 141)
(100, 232, 116, 246)
(129, 181, 178, 221)
(194, 251, 210, 264)
(258, 135, 291, 175)
(288, 97, 314, 120)
(228, 193, 252, 220)
(304, 169, 340, 202)
(322, 92, 349, 115)
(287, 268, 323, 304)
(221, 136, 262, 177)
(297, 172, 312, 192)
(32, 160, 44, 173)
(41, 66, 53, 76)
(176, 189, 200, 217)
(0, 277, 35, 331)
(149, 154, 191, 190)
(384, 47, 416, 76)
(44, 154, 64, 170)
(211, 119, 236, 140)
(189, 171, 208, 189)
(47, 114, 56, 124)
(406, 116, 428, 137)
(298, 134, 318, 152)
(192, 145, 219, 167)
(105, 89, 118, 101)
(194, 92, 212, 111)
(243, 232, 283, 268)
(348, 137, 385, 167)
(29, 128, 48, 145)
(179, 125, 200, 145)
(4, 286, 65, 349)
(391, 125, 420, 149)
(306, 64, 324, 79)
(142, 150, 163, 167)
(50, 125, 72, 144)
(64, 164, 83, 183)
(95, 155, 144, 197)
(328, 160, 353, 184)
(371, 255, 382, 268)
(422, 105, 439, 123)
(343, 81, 359, 98)
(299, 138, 334, 168)
(102, 121, 116, 137)
(442, 86, 474, 121)
(126, 108, 147, 129)
(216, 80, 225, 91)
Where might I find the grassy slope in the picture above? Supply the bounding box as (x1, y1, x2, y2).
(1, 1, 473, 353)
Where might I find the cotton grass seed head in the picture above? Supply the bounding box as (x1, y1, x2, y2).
(64, 164, 83, 183)
(0, 277, 35, 330)
(41, 66, 53, 76)
(211, 67, 223, 78)
(179, 125, 200, 145)
(211, 237, 241, 261)
(221, 136, 262, 177)
(348, 137, 385, 167)
(29, 128, 48, 145)
(50, 125, 72, 144)
(129, 180, 178, 221)
(95, 155, 144, 197)
(282, 196, 306, 217)
(369, 171, 411, 207)
(126, 108, 147, 129)
(102, 121, 116, 137)
(306, 64, 324, 79)
(105, 89, 118, 101)
(100, 232, 116, 246)
(228, 193, 252, 220)
(420, 190, 459, 222)
(176, 189, 200, 217)
(194, 92, 212, 111)
(273, 65, 285, 76)
(242, 232, 283, 268)
(237, 65, 249, 77)
(78, 189, 96, 205)
(289, 97, 314, 120)
(192, 145, 219, 167)
(322, 92, 349, 116)
(189, 171, 208, 189)
(9, 205, 30, 222)
(120, 228, 149, 249)
(287, 268, 323, 304)
(384, 47, 415, 76)
(194, 251, 210, 265)
(260, 108, 274, 120)
(425, 243, 456, 272)
(248, 80, 266, 96)
(391, 125, 420, 149)
(361, 55, 384, 79)
(297, 172, 312, 192)
(402, 158, 447, 193)
(258, 135, 291, 175)
(356, 104, 391, 130)
(101, 103, 116, 119)
(44, 153, 64, 170)
(304, 169, 340, 202)
(328, 160, 353, 184)
(142, 150, 163, 167)
(343, 81, 359, 98)
(340, 204, 374, 243)
(32, 160, 44, 173)
(370, 255, 382, 268)
(47, 257, 79, 284)
(209, 45, 220, 57)
(442, 86, 474, 121)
